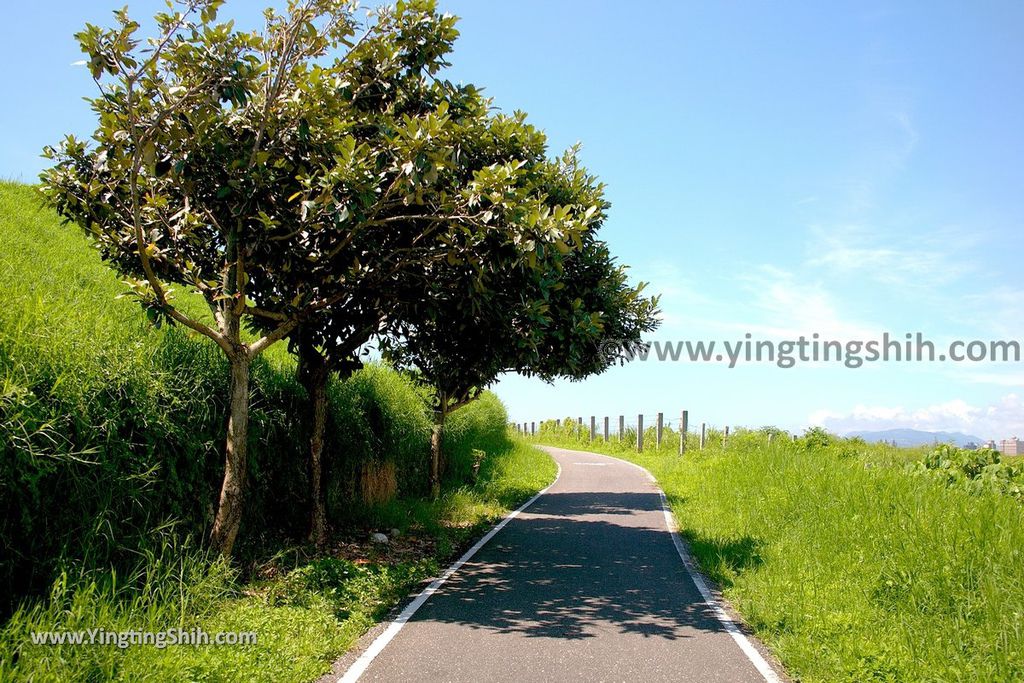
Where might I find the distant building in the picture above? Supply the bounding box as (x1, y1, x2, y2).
(999, 438, 1022, 456)
(984, 440, 997, 451)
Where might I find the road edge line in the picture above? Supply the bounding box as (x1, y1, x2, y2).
(542, 446, 784, 683)
(336, 456, 563, 682)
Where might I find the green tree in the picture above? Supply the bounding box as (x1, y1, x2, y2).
(384, 150, 660, 495)
(41, 0, 595, 554)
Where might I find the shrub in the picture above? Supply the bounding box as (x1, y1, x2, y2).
(913, 444, 1023, 501)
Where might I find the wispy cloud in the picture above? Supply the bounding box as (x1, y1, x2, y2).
(805, 223, 976, 288)
(732, 265, 878, 341)
(956, 286, 1024, 340)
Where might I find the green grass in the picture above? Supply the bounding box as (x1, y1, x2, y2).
(1, 440, 555, 682)
(0, 179, 558, 680)
(534, 426, 1024, 681)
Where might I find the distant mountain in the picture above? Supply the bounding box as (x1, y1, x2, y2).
(846, 428, 987, 448)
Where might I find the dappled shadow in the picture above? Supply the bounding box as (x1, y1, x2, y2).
(408, 491, 731, 641)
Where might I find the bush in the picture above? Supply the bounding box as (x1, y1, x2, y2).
(912, 444, 1024, 501)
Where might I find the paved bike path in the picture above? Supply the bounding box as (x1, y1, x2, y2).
(338, 446, 783, 682)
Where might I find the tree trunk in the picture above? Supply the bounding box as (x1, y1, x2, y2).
(430, 403, 447, 499)
(306, 358, 329, 547)
(210, 353, 251, 556)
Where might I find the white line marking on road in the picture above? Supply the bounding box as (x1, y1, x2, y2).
(337, 461, 563, 682)
(547, 447, 783, 683)
(657, 491, 782, 682)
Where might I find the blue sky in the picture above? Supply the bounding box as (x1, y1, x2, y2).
(2, 1, 1022, 438)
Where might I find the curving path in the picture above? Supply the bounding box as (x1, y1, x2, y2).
(335, 446, 785, 682)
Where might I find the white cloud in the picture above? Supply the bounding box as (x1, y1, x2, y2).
(808, 394, 1024, 440)
(956, 286, 1024, 340)
(732, 265, 878, 341)
(806, 223, 975, 288)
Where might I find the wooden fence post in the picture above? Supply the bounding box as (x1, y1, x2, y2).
(531, 421, 535, 437)
(768, 432, 773, 446)
(679, 410, 688, 455)
(723, 425, 729, 448)
(589, 416, 596, 441)
(603, 416, 609, 442)
(637, 414, 644, 452)
(700, 422, 706, 450)
(656, 412, 664, 450)
(619, 415, 624, 442)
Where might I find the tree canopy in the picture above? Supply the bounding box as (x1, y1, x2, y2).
(41, 0, 615, 553)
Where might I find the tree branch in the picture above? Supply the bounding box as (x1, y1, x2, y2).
(249, 317, 300, 358)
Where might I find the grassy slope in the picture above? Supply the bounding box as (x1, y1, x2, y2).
(534, 428, 1024, 682)
(0, 181, 557, 681)
(3, 440, 555, 682)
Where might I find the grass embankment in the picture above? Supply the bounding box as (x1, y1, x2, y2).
(2, 439, 554, 682)
(0, 180, 557, 680)
(535, 423, 1024, 682)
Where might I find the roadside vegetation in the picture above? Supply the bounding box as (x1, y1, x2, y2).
(0, 180, 557, 680)
(3, 0, 656, 678)
(1, 438, 554, 682)
(534, 422, 1024, 681)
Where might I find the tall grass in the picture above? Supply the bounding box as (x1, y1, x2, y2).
(1, 180, 560, 680)
(534, 424, 1024, 681)
(1, 436, 555, 682)
(0, 180, 511, 610)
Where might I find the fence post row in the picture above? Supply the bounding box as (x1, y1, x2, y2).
(521, 411, 737, 457)
(679, 410, 688, 455)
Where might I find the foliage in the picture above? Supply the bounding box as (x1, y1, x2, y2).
(799, 425, 835, 450)
(0, 181, 523, 615)
(40, 0, 615, 552)
(1, 440, 555, 682)
(442, 392, 513, 483)
(911, 443, 1024, 501)
(382, 146, 660, 417)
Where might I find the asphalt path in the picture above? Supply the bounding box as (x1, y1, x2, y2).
(337, 446, 784, 682)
